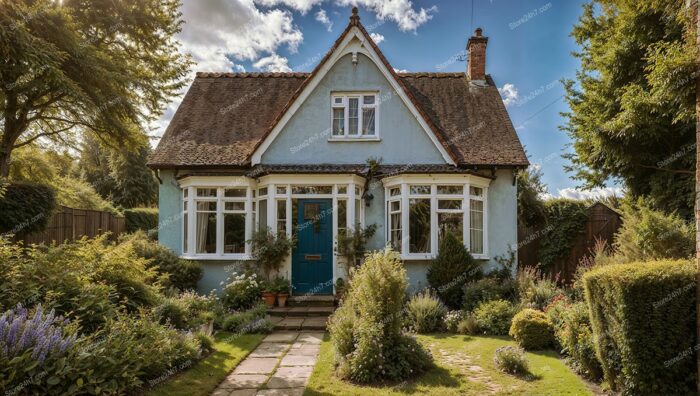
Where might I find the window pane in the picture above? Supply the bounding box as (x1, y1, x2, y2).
(338, 199, 347, 236)
(470, 186, 483, 197)
(355, 199, 361, 226)
(438, 200, 462, 210)
(259, 187, 268, 196)
(409, 198, 431, 253)
(276, 186, 287, 195)
(362, 108, 375, 135)
(390, 200, 401, 212)
(258, 199, 267, 231)
(439, 212, 463, 245)
(363, 95, 375, 105)
(183, 188, 188, 198)
(337, 185, 347, 194)
(291, 185, 333, 194)
(183, 213, 188, 253)
(390, 187, 401, 196)
(388, 201, 401, 251)
(348, 98, 359, 135)
(197, 188, 217, 197)
(183, 201, 188, 211)
(196, 201, 216, 212)
(334, 97, 343, 104)
(224, 188, 246, 197)
(438, 185, 463, 195)
(470, 199, 484, 254)
(277, 200, 287, 234)
(224, 213, 245, 254)
(225, 202, 245, 211)
(196, 212, 217, 254)
(332, 108, 344, 136)
(410, 185, 431, 195)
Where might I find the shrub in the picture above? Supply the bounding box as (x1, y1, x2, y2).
(127, 232, 203, 291)
(124, 207, 159, 233)
(494, 346, 529, 376)
(221, 272, 262, 311)
(406, 289, 447, 333)
(196, 332, 215, 353)
(427, 232, 481, 309)
(444, 310, 466, 333)
(220, 303, 270, 334)
(155, 297, 189, 329)
(509, 309, 554, 350)
(555, 302, 602, 380)
(462, 277, 517, 312)
(329, 248, 432, 383)
(517, 267, 561, 310)
(538, 199, 589, 269)
(457, 314, 479, 335)
(543, 294, 570, 330)
(249, 228, 295, 278)
(0, 181, 56, 236)
(473, 299, 516, 335)
(614, 199, 693, 262)
(584, 259, 695, 394)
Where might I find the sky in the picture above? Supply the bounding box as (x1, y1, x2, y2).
(155, 0, 623, 200)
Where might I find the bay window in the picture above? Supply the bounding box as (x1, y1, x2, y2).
(384, 177, 489, 259)
(330, 93, 378, 138)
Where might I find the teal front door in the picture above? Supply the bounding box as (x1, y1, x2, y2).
(292, 199, 333, 295)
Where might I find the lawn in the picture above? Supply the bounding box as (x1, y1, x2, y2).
(146, 332, 264, 396)
(304, 334, 593, 396)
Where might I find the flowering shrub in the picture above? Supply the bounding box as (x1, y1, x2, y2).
(406, 289, 447, 333)
(494, 346, 529, 376)
(221, 272, 262, 310)
(473, 299, 517, 335)
(457, 314, 479, 335)
(444, 310, 466, 333)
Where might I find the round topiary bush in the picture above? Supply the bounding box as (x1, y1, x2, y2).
(473, 299, 516, 335)
(494, 346, 529, 376)
(329, 248, 433, 383)
(509, 308, 554, 350)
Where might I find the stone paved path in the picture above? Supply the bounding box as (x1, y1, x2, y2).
(212, 331, 324, 396)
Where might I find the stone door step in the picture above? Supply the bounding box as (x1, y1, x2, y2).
(287, 295, 335, 307)
(268, 306, 335, 317)
(271, 316, 330, 331)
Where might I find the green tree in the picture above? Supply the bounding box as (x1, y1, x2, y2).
(0, 0, 191, 177)
(427, 232, 482, 309)
(563, 0, 697, 217)
(517, 167, 547, 228)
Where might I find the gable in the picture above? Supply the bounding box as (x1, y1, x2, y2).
(260, 52, 447, 165)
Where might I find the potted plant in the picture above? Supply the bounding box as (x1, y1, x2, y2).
(335, 277, 346, 300)
(261, 279, 276, 308)
(249, 228, 296, 279)
(273, 276, 291, 307)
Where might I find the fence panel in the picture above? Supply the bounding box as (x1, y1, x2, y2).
(18, 205, 125, 246)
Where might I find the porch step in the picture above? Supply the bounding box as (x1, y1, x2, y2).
(270, 315, 331, 331)
(268, 306, 335, 317)
(286, 295, 335, 307)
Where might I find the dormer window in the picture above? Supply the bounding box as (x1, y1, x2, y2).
(330, 93, 378, 139)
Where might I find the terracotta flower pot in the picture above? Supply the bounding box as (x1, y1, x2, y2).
(262, 292, 276, 308)
(277, 293, 289, 308)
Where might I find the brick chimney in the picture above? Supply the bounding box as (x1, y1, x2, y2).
(467, 28, 488, 81)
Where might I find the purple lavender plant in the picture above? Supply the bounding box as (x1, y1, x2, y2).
(0, 304, 77, 364)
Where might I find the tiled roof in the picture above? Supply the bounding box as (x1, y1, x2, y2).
(149, 12, 528, 169)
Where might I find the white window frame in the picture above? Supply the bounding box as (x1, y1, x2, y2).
(329, 92, 379, 141)
(383, 174, 490, 260)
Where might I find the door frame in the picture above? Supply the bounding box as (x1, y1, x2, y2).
(291, 198, 334, 295)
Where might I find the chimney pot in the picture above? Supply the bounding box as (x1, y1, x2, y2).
(467, 27, 488, 81)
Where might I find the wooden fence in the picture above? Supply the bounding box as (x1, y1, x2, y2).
(17, 205, 125, 246)
(518, 202, 622, 284)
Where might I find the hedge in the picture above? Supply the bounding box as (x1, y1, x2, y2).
(124, 207, 159, 233)
(0, 182, 56, 236)
(583, 260, 696, 395)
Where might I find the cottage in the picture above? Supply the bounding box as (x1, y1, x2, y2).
(148, 9, 528, 295)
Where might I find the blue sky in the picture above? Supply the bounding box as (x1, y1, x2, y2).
(163, 0, 619, 198)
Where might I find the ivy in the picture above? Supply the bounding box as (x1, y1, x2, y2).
(537, 199, 588, 269)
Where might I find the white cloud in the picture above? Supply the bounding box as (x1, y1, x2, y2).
(393, 67, 408, 73)
(255, 0, 324, 14)
(498, 83, 519, 107)
(315, 9, 333, 31)
(254, 53, 293, 72)
(335, 0, 437, 32)
(557, 187, 624, 201)
(369, 32, 385, 44)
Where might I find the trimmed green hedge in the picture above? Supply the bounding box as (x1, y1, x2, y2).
(0, 182, 56, 236)
(583, 260, 696, 395)
(124, 207, 159, 233)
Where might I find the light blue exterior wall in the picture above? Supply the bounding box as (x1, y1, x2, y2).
(158, 170, 183, 255)
(261, 53, 447, 165)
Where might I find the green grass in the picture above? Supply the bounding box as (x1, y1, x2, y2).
(304, 334, 592, 396)
(146, 332, 264, 396)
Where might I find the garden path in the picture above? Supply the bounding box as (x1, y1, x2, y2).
(211, 331, 324, 396)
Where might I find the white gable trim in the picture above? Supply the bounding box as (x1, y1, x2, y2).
(250, 27, 456, 166)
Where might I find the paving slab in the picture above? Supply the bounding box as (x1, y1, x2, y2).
(219, 374, 269, 389)
(248, 342, 289, 358)
(256, 389, 304, 396)
(306, 306, 334, 314)
(286, 344, 321, 356)
(276, 318, 304, 330)
(296, 332, 324, 344)
(280, 353, 317, 366)
(232, 358, 279, 375)
(263, 332, 299, 343)
(274, 365, 314, 378)
(266, 375, 309, 389)
(229, 390, 257, 396)
(211, 389, 232, 396)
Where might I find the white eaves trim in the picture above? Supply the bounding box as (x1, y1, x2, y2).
(249, 26, 456, 166)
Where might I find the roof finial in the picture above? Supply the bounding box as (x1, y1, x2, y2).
(350, 6, 360, 25)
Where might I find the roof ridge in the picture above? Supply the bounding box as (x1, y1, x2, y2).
(397, 72, 466, 78)
(196, 72, 310, 78)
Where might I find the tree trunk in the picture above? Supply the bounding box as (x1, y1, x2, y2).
(0, 146, 11, 178)
(693, 0, 700, 392)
